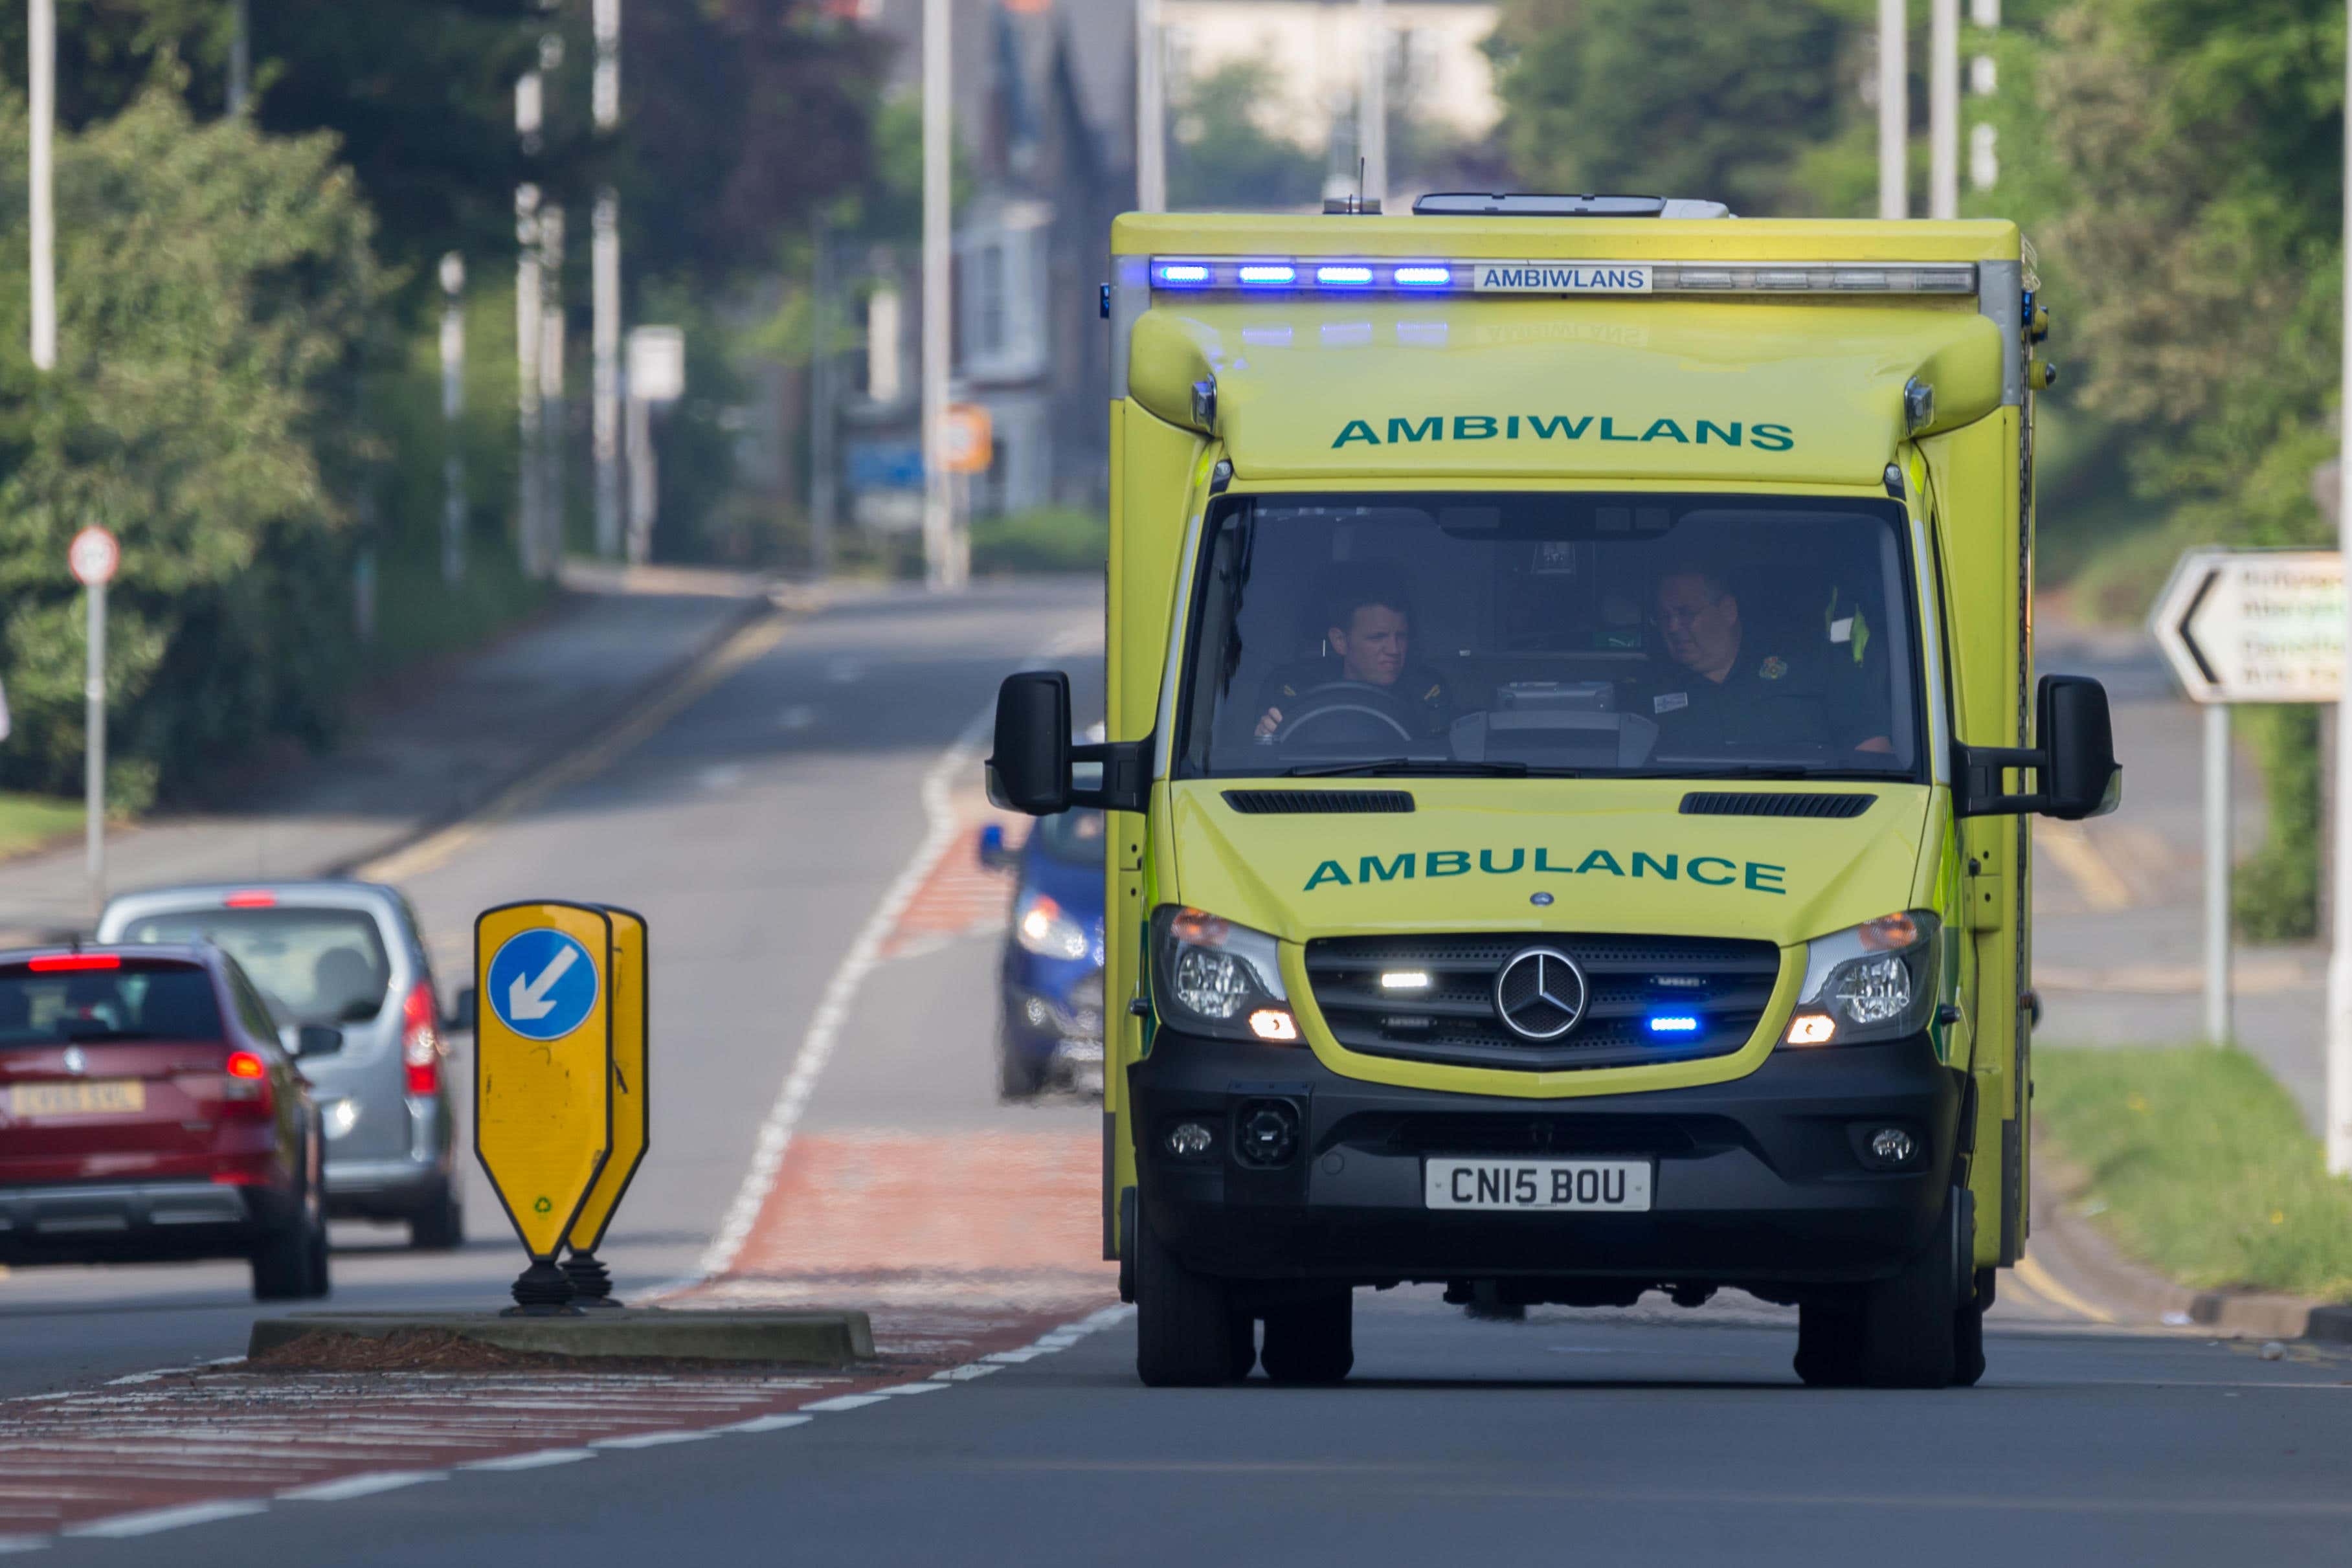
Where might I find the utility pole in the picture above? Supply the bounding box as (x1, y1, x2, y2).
(440, 252, 467, 585)
(229, 0, 251, 114)
(1877, 0, 1907, 221)
(592, 0, 623, 561)
(541, 201, 566, 572)
(29, 0, 55, 372)
(1929, 0, 1958, 218)
(516, 182, 544, 579)
(1360, 0, 1387, 210)
(2328, 0, 2352, 1176)
(1135, 0, 1165, 212)
(1968, 0, 2000, 192)
(809, 217, 836, 579)
(921, 0, 962, 590)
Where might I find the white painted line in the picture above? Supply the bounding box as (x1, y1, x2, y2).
(879, 1381, 949, 1395)
(983, 1349, 1046, 1363)
(458, 1448, 598, 1472)
(931, 1363, 1004, 1382)
(798, 1393, 891, 1413)
(712, 1414, 814, 1435)
(588, 1431, 717, 1450)
(62, 1500, 270, 1540)
(0, 1536, 47, 1555)
(690, 711, 994, 1282)
(278, 1471, 447, 1503)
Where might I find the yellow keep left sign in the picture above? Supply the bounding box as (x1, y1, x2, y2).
(476, 901, 614, 1260)
(565, 905, 649, 1255)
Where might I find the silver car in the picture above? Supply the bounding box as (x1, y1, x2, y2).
(97, 880, 463, 1249)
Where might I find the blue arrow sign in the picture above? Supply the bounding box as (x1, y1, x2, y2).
(486, 928, 601, 1042)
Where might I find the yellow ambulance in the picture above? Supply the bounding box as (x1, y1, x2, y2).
(989, 194, 2120, 1390)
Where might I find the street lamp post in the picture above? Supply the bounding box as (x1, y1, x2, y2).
(592, 0, 623, 561)
(921, 0, 962, 590)
(1877, 0, 1907, 221)
(1136, 0, 1165, 212)
(1360, 0, 1387, 210)
(30, 0, 55, 372)
(2328, 0, 2352, 1176)
(1929, 0, 1958, 218)
(440, 252, 467, 584)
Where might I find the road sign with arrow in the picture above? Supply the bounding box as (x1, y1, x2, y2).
(564, 905, 649, 1260)
(2151, 548, 2343, 705)
(475, 901, 614, 1264)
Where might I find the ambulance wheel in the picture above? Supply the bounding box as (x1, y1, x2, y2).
(1858, 1189, 1964, 1389)
(1135, 1207, 1248, 1387)
(1952, 1268, 1993, 1389)
(1793, 1294, 1866, 1387)
(1260, 1292, 1354, 1385)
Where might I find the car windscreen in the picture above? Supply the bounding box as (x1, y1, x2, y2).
(116, 907, 391, 1026)
(1176, 491, 1923, 781)
(0, 961, 224, 1048)
(1030, 808, 1106, 867)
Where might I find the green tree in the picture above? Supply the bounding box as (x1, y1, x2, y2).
(1170, 60, 1327, 212)
(0, 85, 388, 805)
(1486, 0, 1866, 215)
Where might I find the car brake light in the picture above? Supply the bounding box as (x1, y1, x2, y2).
(27, 954, 122, 972)
(221, 1049, 273, 1114)
(402, 981, 442, 1095)
(222, 890, 277, 908)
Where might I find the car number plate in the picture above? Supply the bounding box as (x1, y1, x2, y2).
(1424, 1158, 1652, 1212)
(8, 1080, 146, 1117)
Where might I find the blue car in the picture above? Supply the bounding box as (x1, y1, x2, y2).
(980, 809, 1106, 1099)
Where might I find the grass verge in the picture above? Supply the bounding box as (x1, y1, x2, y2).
(2037, 1045, 2352, 1301)
(0, 790, 82, 863)
(970, 508, 1105, 575)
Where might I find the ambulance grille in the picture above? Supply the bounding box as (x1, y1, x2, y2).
(1680, 792, 1876, 819)
(1222, 789, 1415, 814)
(1303, 932, 1782, 1071)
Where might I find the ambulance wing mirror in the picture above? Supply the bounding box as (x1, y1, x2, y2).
(987, 671, 1153, 816)
(1953, 675, 2122, 821)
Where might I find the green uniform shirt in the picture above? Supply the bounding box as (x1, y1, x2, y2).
(1644, 644, 1892, 760)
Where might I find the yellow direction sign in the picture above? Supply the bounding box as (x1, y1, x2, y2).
(475, 901, 614, 1260)
(565, 905, 649, 1254)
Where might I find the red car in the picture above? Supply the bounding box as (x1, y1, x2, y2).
(0, 945, 331, 1300)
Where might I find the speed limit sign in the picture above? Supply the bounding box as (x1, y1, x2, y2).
(69, 527, 118, 588)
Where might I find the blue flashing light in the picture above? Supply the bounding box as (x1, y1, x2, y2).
(1393, 265, 1452, 287)
(1237, 263, 1297, 286)
(1316, 265, 1374, 287)
(1157, 263, 1211, 286)
(1647, 1015, 1701, 1035)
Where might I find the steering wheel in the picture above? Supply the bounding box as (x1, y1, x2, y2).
(1274, 680, 1418, 746)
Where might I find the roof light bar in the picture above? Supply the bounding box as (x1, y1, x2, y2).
(1145, 256, 1977, 297)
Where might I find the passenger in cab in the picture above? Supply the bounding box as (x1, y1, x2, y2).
(1254, 572, 1452, 740)
(1646, 568, 1893, 758)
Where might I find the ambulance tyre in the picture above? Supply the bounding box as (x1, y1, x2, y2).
(1858, 1188, 1964, 1389)
(1793, 1294, 1866, 1387)
(1952, 1268, 1993, 1389)
(1136, 1207, 1248, 1387)
(1260, 1292, 1354, 1385)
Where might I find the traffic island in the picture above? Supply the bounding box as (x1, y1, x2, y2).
(247, 1309, 876, 1369)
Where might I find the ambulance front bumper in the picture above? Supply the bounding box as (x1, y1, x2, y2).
(1128, 1029, 1966, 1290)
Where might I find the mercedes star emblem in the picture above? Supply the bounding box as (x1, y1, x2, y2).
(1492, 946, 1589, 1042)
(62, 1046, 86, 1075)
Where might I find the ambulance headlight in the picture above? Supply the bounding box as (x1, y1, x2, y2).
(1787, 911, 1942, 1045)
(1151, 906, 1296, 1044)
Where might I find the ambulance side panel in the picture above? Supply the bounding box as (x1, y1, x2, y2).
(1922, 409, 2032, 1267)
(1102, 401, 1204, 1260)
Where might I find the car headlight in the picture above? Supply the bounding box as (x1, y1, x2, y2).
(1783, 910, 1942, 1046)
(1014, 891, 1092, 961)
(1149, 906, 1299, 1044)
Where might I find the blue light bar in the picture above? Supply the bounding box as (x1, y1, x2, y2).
(1237, 263, 1296, 286)
(1155, 262, 1211, 286)
(1393, 265, 1452, 287)
(1316, 265, 1374, 287)
(1648, 1015, 1701, 1035)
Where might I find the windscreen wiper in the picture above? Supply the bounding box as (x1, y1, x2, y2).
(1283, 758, 1530, 778)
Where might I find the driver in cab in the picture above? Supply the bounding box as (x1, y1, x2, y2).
(1648, 568, 1894, 757)
(1255, 576, 1451, 741)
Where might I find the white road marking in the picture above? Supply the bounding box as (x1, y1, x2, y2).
(589, 1431, 717, 1450)
(711, 1414, 813, 1434)
(278, 1472, 447, 1503)
(879, 1381, 948, 1395)
(798, 1394, 891, 1413)
(931, 1363, 1004, 1382)
(0, 1537, 45, 1555)
(62, 1501, 270, 1539)
(458, 1449, 598, 1472)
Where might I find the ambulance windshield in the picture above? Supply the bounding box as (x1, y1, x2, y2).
(1174, 492, 1923, 781)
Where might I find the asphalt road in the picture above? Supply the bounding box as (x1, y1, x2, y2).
(6, 578, 2352, 1565)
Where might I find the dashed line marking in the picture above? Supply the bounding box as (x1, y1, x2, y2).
(278, 1472, 446, 1503)
(62, 1500, 271, 1540)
